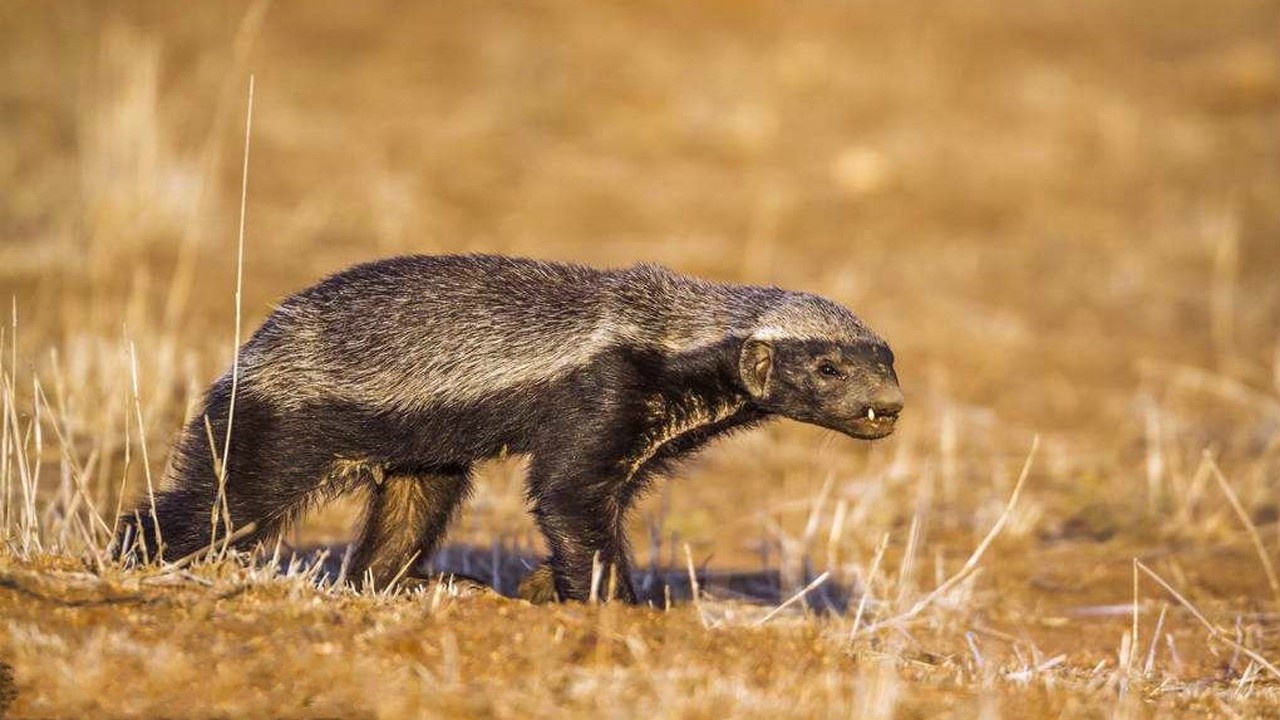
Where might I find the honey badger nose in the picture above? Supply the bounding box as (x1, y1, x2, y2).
(867, 382, 904, 419)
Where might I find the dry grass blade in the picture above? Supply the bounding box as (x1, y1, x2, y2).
(1131, 558, 1140, 674)
(381, 549, 422, 596)
(127, 336, 160, 557)
(854, 435, 1038, 638)
(850, 532, 890, 638)
(1135, 560, 1280, 681)
(1144, 603, 1169, 677)
(31, 381, 113, 542)
(588, 551, 603, 604)
(755, 571, 830, 626)
(1206, 454, 1280, 607)
(220, 75, 255, 487)
(684, 543, 707, 627)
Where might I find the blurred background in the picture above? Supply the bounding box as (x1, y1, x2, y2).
(1, 0, 1279, 586)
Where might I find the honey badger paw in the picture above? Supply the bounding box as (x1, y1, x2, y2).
(517, 565, 559, 604)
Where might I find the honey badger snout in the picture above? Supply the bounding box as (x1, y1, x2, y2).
(858, 380, 904, 421)
(840, 376, 903, 440)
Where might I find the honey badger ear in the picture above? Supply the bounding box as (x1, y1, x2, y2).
(739, 338, 774, 399)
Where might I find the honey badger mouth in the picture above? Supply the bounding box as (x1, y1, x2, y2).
(837, 405, 901, 440)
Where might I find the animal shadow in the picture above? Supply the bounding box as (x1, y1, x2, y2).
(289, 541, 852, 614)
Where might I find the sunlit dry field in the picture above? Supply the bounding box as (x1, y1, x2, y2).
(3, 1, 1280, 717)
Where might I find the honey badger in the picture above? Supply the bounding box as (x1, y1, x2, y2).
(117, 254, 903, 603)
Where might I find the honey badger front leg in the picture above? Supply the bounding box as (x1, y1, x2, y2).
(522, 391, 758, 604)
(527, 449, 639, 604)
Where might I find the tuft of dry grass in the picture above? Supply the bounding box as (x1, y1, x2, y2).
(3, 0, 1280, 717)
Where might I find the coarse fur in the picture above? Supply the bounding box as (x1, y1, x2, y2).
(115, 254, 903, 603)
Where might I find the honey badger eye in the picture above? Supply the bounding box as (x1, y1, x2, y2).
(818, 362, 841, 377)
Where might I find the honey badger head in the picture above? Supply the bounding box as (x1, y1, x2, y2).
(737, 293, 903, 440)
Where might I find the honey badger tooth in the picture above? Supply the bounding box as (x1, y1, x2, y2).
(868, 407, 876, 421)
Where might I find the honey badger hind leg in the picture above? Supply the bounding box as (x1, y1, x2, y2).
(347, 465, 473, 591)
(114, 391, 340, 564)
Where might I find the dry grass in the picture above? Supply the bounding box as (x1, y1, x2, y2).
(3, 0, 1280, 717)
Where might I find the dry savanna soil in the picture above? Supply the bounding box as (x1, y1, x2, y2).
(2, 0, 1280, 717)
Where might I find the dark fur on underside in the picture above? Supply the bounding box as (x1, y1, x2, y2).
(115, 254, 903, 603)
